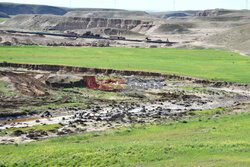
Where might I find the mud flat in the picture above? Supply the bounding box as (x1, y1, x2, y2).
(0, 65, 249, 144)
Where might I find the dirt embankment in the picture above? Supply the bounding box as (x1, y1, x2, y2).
(0, 62, 247, 87)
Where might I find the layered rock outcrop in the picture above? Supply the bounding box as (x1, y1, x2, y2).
(3, 14, 153, 32)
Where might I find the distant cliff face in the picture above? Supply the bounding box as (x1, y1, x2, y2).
(3, 15, 153, 32)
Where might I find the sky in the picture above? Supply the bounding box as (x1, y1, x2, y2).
(0, 0, 249, 11)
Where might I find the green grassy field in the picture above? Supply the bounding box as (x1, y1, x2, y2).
(0, 18, 8, 22)
(0, 46, 249, 83)
(0, 109, 249, 167)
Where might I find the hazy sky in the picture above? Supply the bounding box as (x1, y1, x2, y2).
(0, 0, 249, 11)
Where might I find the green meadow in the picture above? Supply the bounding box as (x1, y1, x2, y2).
(0, 46, 250, 166)
(0, 46, 249, 83)
(0, 109, 249, 166)
(0, 18, 8, 22)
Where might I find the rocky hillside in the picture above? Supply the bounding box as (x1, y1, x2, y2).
(0, 12, 9, 18)
(65, 11, 155, 20)
(195, 9, 233, 16)
(3, 14, 154, 32)
(194, 10, 250, 23)
(74, 28, 145, 37)
(195, 9, 250, 18)
(195, 9, 236, 17)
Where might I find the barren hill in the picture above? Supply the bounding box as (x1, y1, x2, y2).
(0, 12, 9, 18)
(0, 2, 67, 15)
(207, 24, 250, 56)
(194, 9, 250, 22)
(0, 2, 125, 16)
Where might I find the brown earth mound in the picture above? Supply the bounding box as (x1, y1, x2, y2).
(1, 71, 49, 97)
(46, 76, 86, 88)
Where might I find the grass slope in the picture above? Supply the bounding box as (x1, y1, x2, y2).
(0, 110, 249, 166)
(0, 46, 249, 83)
(0, 18, 8, 23)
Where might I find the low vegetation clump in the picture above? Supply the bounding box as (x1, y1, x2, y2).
(2, 124, 62, 133)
